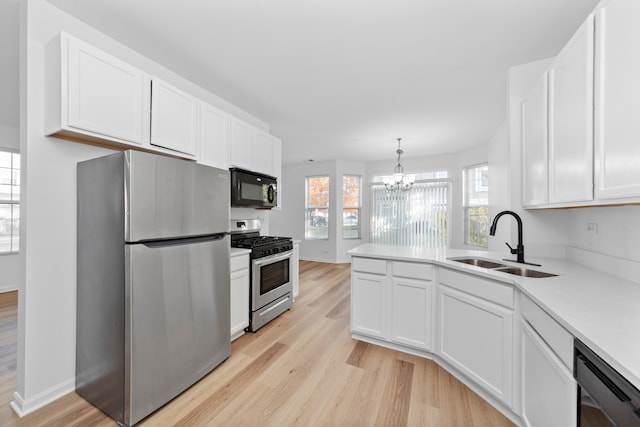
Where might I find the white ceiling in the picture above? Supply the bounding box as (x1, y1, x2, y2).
(1, 0, 599, 164)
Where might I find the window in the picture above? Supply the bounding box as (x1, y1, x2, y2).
(463, 163, 489, 247)
(371, 173, 449, 248)
(342, 175, 361, 239)
(305, 176, 329, 239)
(0, 150, 20, 254)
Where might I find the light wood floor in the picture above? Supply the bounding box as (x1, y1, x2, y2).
(0, 261, 517, 426)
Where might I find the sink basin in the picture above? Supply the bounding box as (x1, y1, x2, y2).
(494, 266, 557, 278)
(449, 257, 507, 269)
(448, 257, 557, 278)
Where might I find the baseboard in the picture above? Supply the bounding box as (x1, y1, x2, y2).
(0, 284, 18, 293)
(10, 377, 75, 417)
(566, 246, 640, 284)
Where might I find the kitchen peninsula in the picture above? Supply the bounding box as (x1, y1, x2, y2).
(348, 243, 640, 426)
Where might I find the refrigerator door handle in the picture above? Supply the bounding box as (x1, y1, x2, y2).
(139, 233, 228, 248)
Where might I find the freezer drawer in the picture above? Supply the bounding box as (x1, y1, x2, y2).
(125, 235, 230, 426)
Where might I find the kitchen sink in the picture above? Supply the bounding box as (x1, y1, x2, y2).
(448, 257, 556, 278)
(493, 266, 557, 278)
(448, 257, 508, 269)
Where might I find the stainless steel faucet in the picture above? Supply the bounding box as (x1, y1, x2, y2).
(489, 210, 540, 266)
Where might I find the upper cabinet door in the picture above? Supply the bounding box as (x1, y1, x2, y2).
(521, 73, 549, 207)
(253, 128, 274, 176)
(150, 77, 198, 156)
(548, 14, 594, 204)
(595, 0, 640, 199)
(199, 102, 229, 170)
(229, 117, 254, 170)
(67, 35, 145, 144)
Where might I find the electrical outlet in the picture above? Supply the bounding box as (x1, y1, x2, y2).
(587, 223, 598, 234)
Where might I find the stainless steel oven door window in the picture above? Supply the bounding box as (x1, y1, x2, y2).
(252, 251, 293, 310)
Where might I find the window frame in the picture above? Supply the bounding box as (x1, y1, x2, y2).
(0, 149, 20, 255)
(462, 162, 489, 248)
(342, 174, 361, 240)
(305, 175, 330, 240)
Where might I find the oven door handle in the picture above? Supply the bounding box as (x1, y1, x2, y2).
(253, 251, 292, 266)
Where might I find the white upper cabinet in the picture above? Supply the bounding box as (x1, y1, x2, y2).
(521, 73, 549, 207)
(46, 32, 283, 175)
(229, 117, 254, 170)
(548, 14, 594, 204)
(47, 32, 146, 145)
(198, 102, 229, 170)
(229, 117, 280, 178)
(253, 128, 275, 176)
(594, 0, 640, 199)
(150, 77, 198, 156)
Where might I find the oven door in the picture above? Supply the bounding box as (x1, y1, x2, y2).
(251, 250, 293, 311)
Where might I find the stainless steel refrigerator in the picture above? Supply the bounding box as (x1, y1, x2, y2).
(76, 150, 231, 426)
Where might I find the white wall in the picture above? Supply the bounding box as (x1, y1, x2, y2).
(270, 160, 340, 262)
(0, 124, 20, 293)
(16, 0, 270, 415)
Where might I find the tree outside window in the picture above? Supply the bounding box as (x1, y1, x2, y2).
(463, 163, 489, 247)
(342, 175, 361, 239)
(305, 176, 329, 239)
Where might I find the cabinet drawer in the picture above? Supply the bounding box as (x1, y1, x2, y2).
(439, 268, 513, 309)
(521, 295, 573, 369)
(352, 257, 386, 275)
(392, 261, 432, 280)
(230, 254, 249, 272)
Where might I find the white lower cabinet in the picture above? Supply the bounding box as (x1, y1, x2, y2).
(520, 295, 576, 427)
(390, 262, 433, 350)
(230, 252, 250, 341)
(437, 268, 515, 407)
(351, 271, 387, 339)
(350, 257, 433, 350)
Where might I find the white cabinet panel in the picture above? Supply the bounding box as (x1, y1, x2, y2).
(594, 0, 640, 199)
(230, 254, 250, 341)
(253, 129, 274, 176)
(199, 102, 229, 170)
(351, 271, 386, 339)
(439, 286, 513, 407)
(48, 32, 147, 145)
(521, 320, 577, 427)
(391, 277, 433, 350)
(229, 117, 254, 170)
(272, 136, 283, 208)
(150, 78, 198, 155)
(521, 73, 549, 207)
(292, 241, 300, 299)
(548, 14, 594, 204)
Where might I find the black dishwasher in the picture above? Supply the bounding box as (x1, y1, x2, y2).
(574, 339, 640, 427)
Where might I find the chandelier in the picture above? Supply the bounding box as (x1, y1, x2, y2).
(383, 138, 415, 191)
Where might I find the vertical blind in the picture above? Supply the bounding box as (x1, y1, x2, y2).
(371, 180, 449, 247)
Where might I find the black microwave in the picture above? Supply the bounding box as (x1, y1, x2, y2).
(230, 168, 277, 208)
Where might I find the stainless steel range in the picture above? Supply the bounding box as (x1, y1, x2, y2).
(230, 220, 293, 332)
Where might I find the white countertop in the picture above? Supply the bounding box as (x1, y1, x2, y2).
(348, 244, 640, 390)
